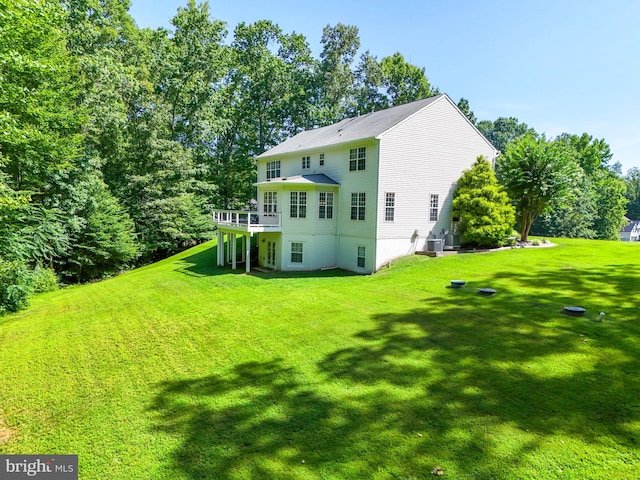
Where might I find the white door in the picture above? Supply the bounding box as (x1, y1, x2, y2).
(266, 241, 276, 269)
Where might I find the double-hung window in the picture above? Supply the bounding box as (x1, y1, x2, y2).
(302, 156, 310, 169)
(351, 192, 366, 221)
(290, 192, 307, 218)
(357, 246, 366, 268)
(385, 193, 395, 222)
(266, 161, 280, 180)
(319, 153, 325, 166)
(263, 191, 277, 214)
(318, 192, 334, 219)
(291, 242, 303, 263)
(349, 147, 366, 171)
(430, 194, 439, 221)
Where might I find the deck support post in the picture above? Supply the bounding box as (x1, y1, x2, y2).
(216, 230, 224, 266)
(231, 233, 237, 270)
(245, 235, 251, 273)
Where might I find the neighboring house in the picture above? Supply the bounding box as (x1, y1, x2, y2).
(620, 218, 640, 242)
(213, 93, 498, 274)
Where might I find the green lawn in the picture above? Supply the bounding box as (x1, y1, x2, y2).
(1, 239, 639, 479)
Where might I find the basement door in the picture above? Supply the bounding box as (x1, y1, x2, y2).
(266, 240, 276, 269)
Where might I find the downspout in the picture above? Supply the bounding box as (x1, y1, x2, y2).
(372, 139, 381, 272)
(336, 184, 341, 269)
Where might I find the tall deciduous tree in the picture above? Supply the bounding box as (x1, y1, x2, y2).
(624, 167, 640, 220)
(497, 134, 579, 241)
(152, 0, 227, 146)
(351, 51, 389, 115)
(590, 169, 627, 240)
(351, 51, 437, 116)
(531, 134, 627, 240)
(0, 0, 85, 310)
(477, 117, 535, 153)
(452, 156, 515, 247)
(564, 134, 626, 240)
(379, 52, 436, 106)
(62, 0, 147, 271)
(212, 20, 314, 208)
(314, 23, 360, 124)
(0, 0, 84, 195)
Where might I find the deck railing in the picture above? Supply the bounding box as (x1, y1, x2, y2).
(213, 210, 281, 231)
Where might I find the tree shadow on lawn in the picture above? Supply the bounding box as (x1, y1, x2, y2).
(150, 359, 384, 479)
(319, 266, 640, 470)
(150, 266, 640, 478)
(487, 262, 640, 314)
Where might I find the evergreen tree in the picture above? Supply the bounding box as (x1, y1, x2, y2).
(452, 156, 515, 247)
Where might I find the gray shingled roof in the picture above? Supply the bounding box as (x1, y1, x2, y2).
(258, 94, 445, 158)
(254, 173, 340, 186)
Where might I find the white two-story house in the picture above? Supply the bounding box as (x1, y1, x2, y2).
(213, 93, 497, 274)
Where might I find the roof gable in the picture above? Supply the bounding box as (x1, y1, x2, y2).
(258, 94, 445, 158)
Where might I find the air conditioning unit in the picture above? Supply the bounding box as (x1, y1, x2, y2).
(426, 238, 443, 252)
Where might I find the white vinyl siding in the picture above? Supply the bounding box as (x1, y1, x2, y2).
(374, 95, 497, 270)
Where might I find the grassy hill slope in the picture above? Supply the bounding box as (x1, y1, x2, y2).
(1, 239, 639, 479)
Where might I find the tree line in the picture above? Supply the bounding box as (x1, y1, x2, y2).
(0, 0, 634, 313)
(477, 121, 628, 243)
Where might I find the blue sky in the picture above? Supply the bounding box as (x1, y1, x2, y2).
(129, 0, 640, 174)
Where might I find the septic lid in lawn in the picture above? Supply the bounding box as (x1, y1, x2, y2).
(450, 280, 466, 288)
(564, 306, 586, 316)
(478, 288, 496, 296)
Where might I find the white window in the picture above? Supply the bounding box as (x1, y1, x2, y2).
(319, 153, 325, 166)
(290, 191, 307, 218)
(357, 246, 366, 268)
(302, 156, 310, 169)
(349, 146, 366, 171)
(319, 192, 334, 219)
(266, 161, 280, 180)
(263, 191, 277, 214)
(430, 194, 439, 222)
(351, 192, 366, 220)
(291, 242, 303, 263)
(385, 192, 395, 222)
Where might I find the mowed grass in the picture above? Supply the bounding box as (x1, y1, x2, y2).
(0, 238, 639, 479)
